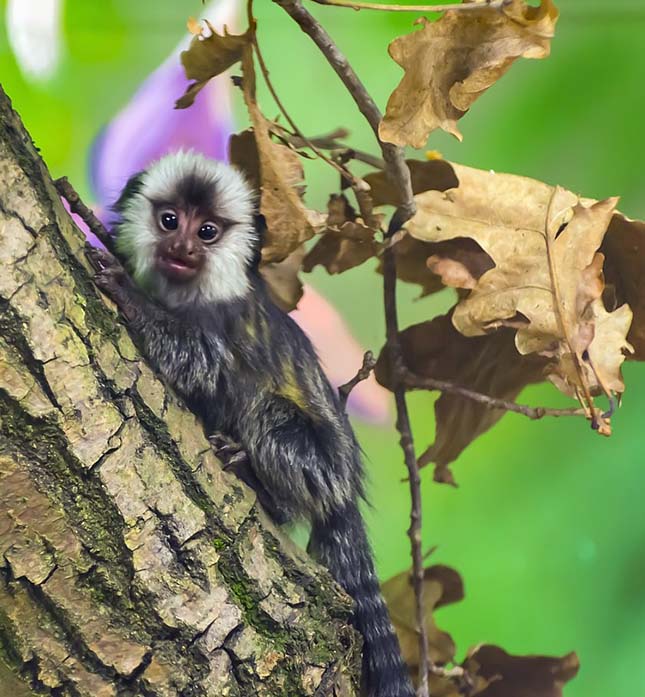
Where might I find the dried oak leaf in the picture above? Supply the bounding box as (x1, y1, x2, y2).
(405, 166, 633, 410)
(363, 159, 458, 206)
(376, 314, 547, 481)
(176, 22, 250, 109)
(379, 0, 558, 147)
(602, 213, 645, 359)
(463, 645, 579, 697)
(382, 564, 464, 671)
(239, 46, 325, 263)
(303, 194, 382, 275)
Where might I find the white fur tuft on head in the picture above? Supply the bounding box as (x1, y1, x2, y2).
(114, 150, 257, 308)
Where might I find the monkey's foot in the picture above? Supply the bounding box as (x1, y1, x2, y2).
(208, 432, 249, 472)
(208, 433, 286, 523)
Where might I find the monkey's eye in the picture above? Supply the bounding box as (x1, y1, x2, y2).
(198, 222, 222, 244)
(159, 210, 178, 231)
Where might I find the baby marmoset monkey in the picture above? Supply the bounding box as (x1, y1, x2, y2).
(89, 151, 414, 697)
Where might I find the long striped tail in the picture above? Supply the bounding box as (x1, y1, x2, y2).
(310, 503, 416, 697)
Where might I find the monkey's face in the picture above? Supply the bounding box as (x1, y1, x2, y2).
(153, 205, 224, 284)
(114, 151, 258, 307)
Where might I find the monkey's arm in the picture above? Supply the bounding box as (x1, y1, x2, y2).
(87, 247, 222, 398)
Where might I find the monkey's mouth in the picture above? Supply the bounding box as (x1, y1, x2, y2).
(157, 254, 200, 282)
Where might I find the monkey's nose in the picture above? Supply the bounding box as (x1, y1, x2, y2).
(170, 240, 195, 256)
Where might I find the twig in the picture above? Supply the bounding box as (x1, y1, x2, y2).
(272, 3, 426, 693)
(402, 369, 588, 420)
(55, 177, 114, 251)
(248, 1, 365, 188)
(383, 222, 430, 697)
(338, 351, 377, 407)
(273, 0, 415, 220)
(311, 0, 511, 12)
(277, 126, 386, 169)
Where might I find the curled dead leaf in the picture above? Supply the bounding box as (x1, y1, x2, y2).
(260, 245, 305, 313)
(176, 22, 250, 109)
(382, 564, 464, 670)
(363, 159, 458, 206)
(239, 46, 326, 263)
(303, 194, 382, 275)
(464, 645, 579, 697)
(377, 233, 494, 299)
(404, 164, 632, 418)
(602, 213, 645, 359)
(376, 314, 547, 479)
(379, 0, 559, 147)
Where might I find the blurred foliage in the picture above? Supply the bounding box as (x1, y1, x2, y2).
(2, 1, 645, 695)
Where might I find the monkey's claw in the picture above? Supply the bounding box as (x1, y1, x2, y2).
(85, 244, 120, 272)
(209, 433, 250, 471)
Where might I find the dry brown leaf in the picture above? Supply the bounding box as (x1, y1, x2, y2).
(382, 564, 463, 671)
(261, 245, 305, 313)
(379, 0, 558, 147)
(464, 645, 579, 697)
(228, 128, 261, 192)
(176, 22, 250, 109)
(376, 314, 547, 480)
(239, 46, 325, 263)
(363, 159, 458, 206)
(427, 255, 476, 290)
(303, 194, 382, 275)
(377, 233, 494, 299)
(405, 166, 632, 413)
(602, 213, 645, 359)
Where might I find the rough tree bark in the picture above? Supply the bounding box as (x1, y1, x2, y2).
(0, 86, 361, 696)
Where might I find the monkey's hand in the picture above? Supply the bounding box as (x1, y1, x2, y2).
(86, 245, 144, 322)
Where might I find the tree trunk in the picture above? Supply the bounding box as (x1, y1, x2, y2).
(0, 85, 360, 697)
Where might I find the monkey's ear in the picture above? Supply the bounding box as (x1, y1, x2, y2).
(112, 171, 145, 214)
(249, 213, 266, 271)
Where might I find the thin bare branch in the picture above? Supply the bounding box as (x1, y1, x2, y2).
(276, 125, 386, 169)
(310, 0, 510, 12)
(55, 177, 114, 251)
(248, 1, 365, 187)
(338, 351, 377, 407)
(383, 228, 430, 697)
(273, 0, 415, 221)
(402, 369, 588, 420)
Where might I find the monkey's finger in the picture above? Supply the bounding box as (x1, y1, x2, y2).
(85, 244, 120, 271)
(85, 244, 105, 271)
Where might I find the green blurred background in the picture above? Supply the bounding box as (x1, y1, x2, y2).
(1, 1, 644, 694)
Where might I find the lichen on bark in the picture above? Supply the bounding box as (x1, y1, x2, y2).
(0, 85, 361, 697)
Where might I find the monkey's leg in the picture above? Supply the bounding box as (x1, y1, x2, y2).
(208, 433, 289, 524)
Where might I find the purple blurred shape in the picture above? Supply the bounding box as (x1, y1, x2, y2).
(90, 1, 237, 218)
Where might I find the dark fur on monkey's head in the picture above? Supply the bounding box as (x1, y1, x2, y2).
(112, 150, 259, 309)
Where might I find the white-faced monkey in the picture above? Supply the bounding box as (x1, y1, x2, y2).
(88, 151, 415, 697)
